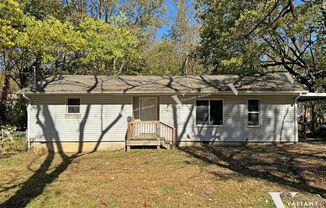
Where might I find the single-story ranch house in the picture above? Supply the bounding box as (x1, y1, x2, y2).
(19, 74, 317, 152)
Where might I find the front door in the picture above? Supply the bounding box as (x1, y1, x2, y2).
(139, 97, 158, 121)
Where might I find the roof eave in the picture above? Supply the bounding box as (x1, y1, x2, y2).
(297, 92, 326, 101)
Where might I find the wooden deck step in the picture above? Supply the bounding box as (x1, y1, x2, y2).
(126, 139, 160, 146)
(130, 136, 158, 140)
(126, 137, 174, 151)
(126, 139, 161, 151)
(161, 139, 173, 150)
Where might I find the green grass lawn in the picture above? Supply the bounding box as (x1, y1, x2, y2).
(0, 143, 325, 207)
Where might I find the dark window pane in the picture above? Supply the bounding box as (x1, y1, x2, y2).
(248, 113, 259, 125)
(210, 100, 223, 125)
(68, 106, 80, 113)
(196, 100, 208, 125)
(68, 98, 80, 105)
(248, 100, 259, 112)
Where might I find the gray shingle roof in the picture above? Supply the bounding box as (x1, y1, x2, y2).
(19, 74, 306, 94)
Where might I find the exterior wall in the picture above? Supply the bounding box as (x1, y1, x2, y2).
(29, 94, 132, 151)
(159, 95, 297, 143)
(28, 93, 297, 152)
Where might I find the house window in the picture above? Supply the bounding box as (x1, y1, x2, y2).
(248, 99, 260, 126)
(196, 100, 223, 125)
(196, 100, 209, 125)
(67, 98, 80, 114)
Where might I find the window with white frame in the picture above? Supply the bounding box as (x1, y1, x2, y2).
(67, 98, 80, 114)
(248, 99, 260, 126)
(196, 100, 223, 125)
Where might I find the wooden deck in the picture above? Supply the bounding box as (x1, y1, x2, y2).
(126, 121, 176, 151)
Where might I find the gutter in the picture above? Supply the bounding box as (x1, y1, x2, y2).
(22, 93, 31, 150)
(19, 91, 308, 96)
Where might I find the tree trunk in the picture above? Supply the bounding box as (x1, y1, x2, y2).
(0, 50, 11, 125)
(311, 102, 316, 137)
(98, 0, 102, 19)
(1, 51, 11, 105)
(0, 69, 11, 104)
(113, 58, 117, 72)
(181, 52, 189, 76)
(118, 60, 125, 75)
(304, 105, 307, 140)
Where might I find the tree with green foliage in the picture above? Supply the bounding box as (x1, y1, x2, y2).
(18, 0, 65, 20)
(143, 39, 180, 75)
(64, 0, 166, 44)
(0, 0, 24, 104)
(16, 14, 140, 75)
(196, 0, 325, 92)
(0, 0, 142, 125)
(165, 0, 205, 75)
(78, 15, 140, 74)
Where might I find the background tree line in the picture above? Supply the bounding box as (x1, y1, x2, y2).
(0, 0, 205, 127)
(0, 0, 325, 132)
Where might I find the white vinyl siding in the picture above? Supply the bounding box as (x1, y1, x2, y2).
(160, 95, 296, 143)
(29, 94, 132, 142)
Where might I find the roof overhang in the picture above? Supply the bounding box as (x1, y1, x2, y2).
(297, 93, 326, 102)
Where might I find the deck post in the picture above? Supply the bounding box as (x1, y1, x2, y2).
(172, 128, 176, 149)
(126, 122, 131, 151)
(127, 122, 131, 141)
(156, 122, 160, 140)
(304, 123, 307, 140)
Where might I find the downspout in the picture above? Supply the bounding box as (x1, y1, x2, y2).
(294, 93, 301, 143)
(22, 93, 31, 150)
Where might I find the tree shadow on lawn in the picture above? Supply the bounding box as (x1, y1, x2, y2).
(1, 152, 81, 208)
(0, 76, 121, 208)
(0, 104, 84, 208)
(180, 144, 326, 199)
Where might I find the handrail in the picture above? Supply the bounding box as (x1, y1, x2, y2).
(127, 120, 176, 148)
(160, 121, 174, 130)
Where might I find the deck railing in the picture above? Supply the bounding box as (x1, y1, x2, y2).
(127, 120, 176, 148)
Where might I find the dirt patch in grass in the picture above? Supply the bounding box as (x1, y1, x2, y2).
(0, 143, 325, 207)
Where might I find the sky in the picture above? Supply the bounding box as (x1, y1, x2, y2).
(155, 0, 195, 40)
(155, 0, 178, 40)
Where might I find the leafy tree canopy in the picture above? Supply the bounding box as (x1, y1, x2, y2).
(0, 0, 24, 48)
(196, 0, 325, 91)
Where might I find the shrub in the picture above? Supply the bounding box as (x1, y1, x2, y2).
(0, 125, 26, 153)
(11, 98, 27, 130)
(0, 97, 27, 131)
(0, 137, 25, 153)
